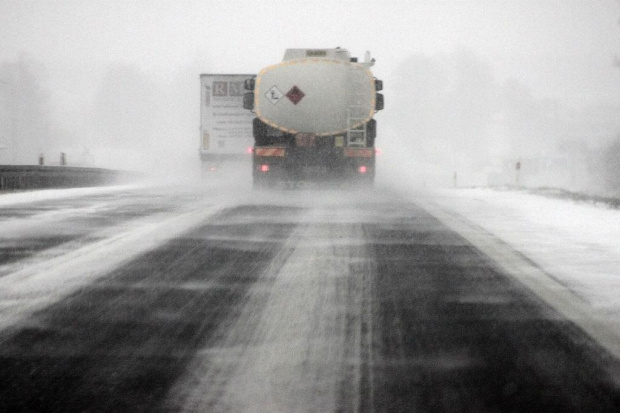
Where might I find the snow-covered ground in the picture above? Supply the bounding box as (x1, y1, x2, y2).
(0, 185, 144, 207)
(427, 187, 620, 321)
(2, 184, 619, 347)
(0, 185, 226, 331)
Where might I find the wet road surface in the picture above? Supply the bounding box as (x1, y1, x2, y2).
(0, 185, 619, 412)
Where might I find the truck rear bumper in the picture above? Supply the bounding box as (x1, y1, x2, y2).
(253, 147, 375, 184)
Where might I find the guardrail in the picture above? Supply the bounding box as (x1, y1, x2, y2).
(0, 166, 140, 190)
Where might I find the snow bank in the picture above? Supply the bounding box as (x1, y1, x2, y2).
(428, 187, 620, 319)
(0, 185, 144, 207)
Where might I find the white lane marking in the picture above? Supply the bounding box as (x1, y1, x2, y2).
(0, 206, 223, 332)
(418, 199, 620, 362)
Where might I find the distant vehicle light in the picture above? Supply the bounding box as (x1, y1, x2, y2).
(359, 166, 367, 174)
(260, 164, 270, 172)
(375, 148, 382, 156)
(209, 167, 217, 172)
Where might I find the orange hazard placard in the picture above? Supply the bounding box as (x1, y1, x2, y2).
(343, 148, 374, 158)
(255, 148, 286, 157)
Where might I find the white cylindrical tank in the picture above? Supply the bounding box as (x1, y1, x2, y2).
(254, 58, 376, 136)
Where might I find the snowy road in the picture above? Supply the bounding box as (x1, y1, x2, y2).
(0, 184, 619, 411)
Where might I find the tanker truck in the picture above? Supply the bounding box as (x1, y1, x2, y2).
(242, 48, 383, 187)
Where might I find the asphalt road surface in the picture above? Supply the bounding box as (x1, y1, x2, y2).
(1, 183, 619, 412)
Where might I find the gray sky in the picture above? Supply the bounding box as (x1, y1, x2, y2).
(1, 0, 618, 103)
(1, 0, 619, 181)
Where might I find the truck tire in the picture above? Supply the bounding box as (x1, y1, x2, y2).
(253, 118, 269, 145)
(366, 119, 377, 146)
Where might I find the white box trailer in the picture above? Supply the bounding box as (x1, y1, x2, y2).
(199, 74, 255, 172)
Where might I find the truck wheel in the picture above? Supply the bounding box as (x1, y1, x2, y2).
(253, 118, 268, 145)
(366, 119, 376, 146)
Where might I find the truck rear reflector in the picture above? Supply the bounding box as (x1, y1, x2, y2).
(255, 148, 286, 157)
(343, 148, 374, 158)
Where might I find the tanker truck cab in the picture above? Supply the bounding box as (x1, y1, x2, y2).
(243, 48, 383, 188)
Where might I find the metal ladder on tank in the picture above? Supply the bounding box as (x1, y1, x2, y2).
(346, 68, 369, 147)
(346, 110, 367, 147)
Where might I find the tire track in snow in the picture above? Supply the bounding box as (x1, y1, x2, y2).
(0, 206, 223, 333)
(0, 205, 302, 412)
(172, 206, 376, 412)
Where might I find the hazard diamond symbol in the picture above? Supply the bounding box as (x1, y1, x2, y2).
(265, 86, 284, 105)
(286, 86, 305, 105)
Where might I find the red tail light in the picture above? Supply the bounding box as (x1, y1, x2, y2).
(246, 147, 254, 154)
(359, 166, 367, 174)
(375, 148, 382, 156)
(260, 164, 270, 172)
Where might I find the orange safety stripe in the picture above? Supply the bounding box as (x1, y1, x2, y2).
(255, 147, 286, 157)
(343, 148, 374, 158)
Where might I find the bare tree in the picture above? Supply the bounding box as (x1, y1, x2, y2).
(0, 56, 53, 164)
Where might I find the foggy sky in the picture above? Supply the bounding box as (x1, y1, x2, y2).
(0, 0, 619, 189)
(2, 0, 618, 102)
